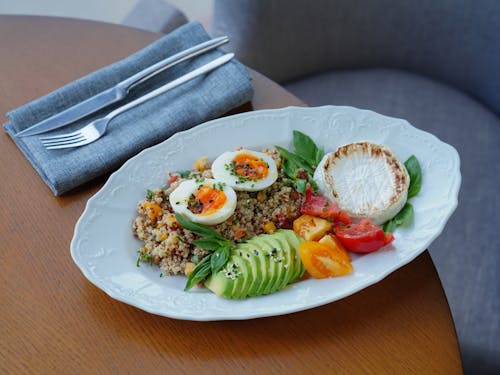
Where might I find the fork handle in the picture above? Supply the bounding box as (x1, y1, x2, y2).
(117, 36, 229, 93)
(106, 53, 234, 120)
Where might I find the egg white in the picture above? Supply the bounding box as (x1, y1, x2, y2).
(169, 178, 237, 225)
(211, 149, 278, 191)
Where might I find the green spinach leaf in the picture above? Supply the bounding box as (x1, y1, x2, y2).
(293, 130, 324, 168)
(405, 155, 422, 198)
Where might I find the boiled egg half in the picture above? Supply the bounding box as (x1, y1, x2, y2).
(211, 149, 278, 191)
(169, 178, 237, 225)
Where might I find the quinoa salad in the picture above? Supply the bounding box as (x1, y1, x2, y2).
(131, 130, 418, 299)
(132, 149, 304, 276)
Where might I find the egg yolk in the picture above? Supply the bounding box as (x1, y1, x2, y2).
(232, 153, 269, 180)
(188, 184, 227, 216)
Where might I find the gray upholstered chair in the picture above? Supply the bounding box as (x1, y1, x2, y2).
(211, 1, 499, 373)
(123, 1, 499, 372)
(122, 0, 188, 34)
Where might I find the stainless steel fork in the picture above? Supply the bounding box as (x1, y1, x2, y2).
(41, 53, 234, 149)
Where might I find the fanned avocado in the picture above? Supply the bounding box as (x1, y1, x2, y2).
(235, 244, 265, 297)
(278, 229, 306, 280)
(205, 230, 304, 299)
(260, 236, 287, 294)
(228, 254, 251, 300)
(251, 236, 277, 295)
(243, 236, 274, 296)
(270, 233, 293, 292)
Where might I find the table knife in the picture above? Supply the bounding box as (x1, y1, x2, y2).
(16, 35, 229, 137)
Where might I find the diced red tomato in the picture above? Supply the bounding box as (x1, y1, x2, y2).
(301, 187, 351, 225)
(334, 219, 394, 253)
(168, 173, 179, 184)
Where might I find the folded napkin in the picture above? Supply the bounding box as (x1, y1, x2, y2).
(3, 21, 253, 195)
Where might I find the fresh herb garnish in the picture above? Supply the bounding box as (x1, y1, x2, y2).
(275, 130, 324, 194)
(175, 213, 233, 290)
(136, 252, 153, 267)
(177, 170, 191, 178)
(146, 189, 154, 199)
(383, 155, 422, 232)
(292, 130, 325, 168)
(405, 155, 422, 198)
(383, 203, 414, 233)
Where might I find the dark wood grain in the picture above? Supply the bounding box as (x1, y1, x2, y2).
(0, 16, 462, 374)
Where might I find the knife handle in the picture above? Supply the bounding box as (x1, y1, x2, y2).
(106, 53, 234, 121)
(117, 36, 229, 93)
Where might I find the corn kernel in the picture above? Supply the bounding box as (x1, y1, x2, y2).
(257, 191, 267, 202)
(194, 156, 210, 171)
(263, 221, 277, 233)
(184, 262, 196, 276)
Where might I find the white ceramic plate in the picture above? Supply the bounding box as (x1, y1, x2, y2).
(71, 106, 460, 321)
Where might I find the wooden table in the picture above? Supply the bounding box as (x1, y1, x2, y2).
(0, 16, 462, 374)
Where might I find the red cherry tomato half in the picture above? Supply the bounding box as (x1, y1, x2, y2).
(334, 219, 394, 253)
(301, 187, 351, 225)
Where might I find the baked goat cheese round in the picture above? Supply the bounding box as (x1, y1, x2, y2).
(313, 142, 409, 225)
(211, 149, 278, 191)
(169, 178, 237, 225)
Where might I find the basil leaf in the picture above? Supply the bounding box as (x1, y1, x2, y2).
(184, 255, 212, 290)
(192, 238, 228, 251)
(308, 174, 319, 193)
(275, 146, 315, 175)
(175, 213, 226, 240)
(394, 203, 414, 227)
(293, 130, 324, 168)
(405, 155, 422, 198)
(292, 130, 324, 168)
(211, 247, 230, 274)
(314, 146, 325, 167)
(295, 178, 307, 194)
(282, 158, 298, 179)
(383, 219, 396, 233)
(383, 203, 414, 232)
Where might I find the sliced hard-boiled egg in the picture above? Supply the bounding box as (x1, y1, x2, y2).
(169, 178, 237, 225)
(313, 142, 409, 225)
(211, 149, 278, 191)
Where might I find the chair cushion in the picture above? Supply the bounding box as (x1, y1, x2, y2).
(122, 0, 188, 34)
(212, 0, 500, 116)
(285, 69, 500, 373)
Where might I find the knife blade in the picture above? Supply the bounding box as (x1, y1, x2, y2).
(16, 36, 229, 137)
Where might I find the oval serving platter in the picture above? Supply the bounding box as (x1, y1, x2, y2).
(71, 106, 461, 321)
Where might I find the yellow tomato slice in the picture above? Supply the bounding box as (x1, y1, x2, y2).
(318, 234, 351, 263)
(299, 240, 353, 279)
(293, 215, 332, 241)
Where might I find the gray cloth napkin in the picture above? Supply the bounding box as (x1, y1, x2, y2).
(3, 21, 253, 195)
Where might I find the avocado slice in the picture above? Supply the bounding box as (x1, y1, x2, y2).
(278, 229, 306, 281)
(245, 236, 274, 296)
(228, 254, 252, 300)
(268, 232, 294, 291)
(204, 267, 235, 298)
(234, 243, 263, 298)
(205, 253, 249, 299)
(254, 236, 278, 295)
(260, 235, 288, 294)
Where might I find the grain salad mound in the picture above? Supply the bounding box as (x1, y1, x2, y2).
(132, 150, 304, 276)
